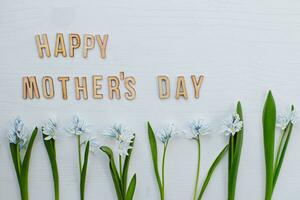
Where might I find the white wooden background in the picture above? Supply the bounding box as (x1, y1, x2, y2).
(1, 0, 300, 199)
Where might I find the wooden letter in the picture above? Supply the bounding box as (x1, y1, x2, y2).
(93, 75, 103, 99)
(69, 33, 81, 57)
(23, 76, 40, 99)
(58, 76, 70, 100)
(191, 75, 204, 99)
(42, 76, 55, 99)
(75, 77, 88, 100)
(176, 76, 188, 100)
(83, 34, 95, 58)
(95, 34, 109, 59)
(54, 33, 67, 57)
(108, 76, 120, 99)
(35, 34, 51, 58)
(158, 75, 170, 99)
(124, 76, 136, 100)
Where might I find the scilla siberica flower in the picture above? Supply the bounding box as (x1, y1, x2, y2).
(156, 123, 178, 144)
(276, 110, 296, 130)
(103, 124, 134, 156)
(42, 118, 58, 140)
(187, 119, 210, 139)
(8, 117, 28, 149)
(103, 123, 134, 143)
(222, 113, 243, 136)
(66, 116, 88, 135)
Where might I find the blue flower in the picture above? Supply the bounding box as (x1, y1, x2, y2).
(221, 113, 243, 136)
(66, 116, 88, 135)
(102, 123, 134, 157)
(103, 123, 134, 143)
(277, 110, 296, 130)
(186, 119, 210, 139)
(8, 117, 28, 149)
(156, 123, 178, 144)
(42, 118, 58, 140)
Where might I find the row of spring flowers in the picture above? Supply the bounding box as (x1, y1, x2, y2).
(6, 91, 296, 200)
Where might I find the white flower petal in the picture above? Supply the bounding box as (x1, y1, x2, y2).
(66, 116, 89, 136)
(189, 119, 210, 139)
(8, 117, 28, 148)
(221, 113, 243, 136)
(276, 109, 296, 130)
(102, 123, 134, 144)
(115, 141, 132, 157)
(42, 118, 58, 140)
(156, 123, 179, 144)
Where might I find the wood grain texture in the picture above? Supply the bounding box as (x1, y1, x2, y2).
(1, 1, 300, 200)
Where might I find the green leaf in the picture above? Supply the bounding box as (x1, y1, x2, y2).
(42, 134, 59, 200)
(9, 143, 21, 185)
(262, 91, 276, 200)
(101, 146, 123, 200)
(228, 102, 244, 200)
(122, 136, 135, 194)
(20, 127, 38, 200)
(147, 122, 163, 197)
(125, 174, 137, 200)
(80, 141, 90, 200)
(198, 145, 228, 200)
(273, 106, 294, 190)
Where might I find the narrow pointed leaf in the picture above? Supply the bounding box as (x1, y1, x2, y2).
(101, 146, 123, 200)
(273, 122, 293, 189)
(147, 122, 163, 193)
(123, 136, 135, 193)
(262, 91, 276, 200)
(125, 174, 137, 200)
(20, 127, 38, 200)
(42, 135, 59, 200)
(9, 143, 21, 184)
(80, 141, 90, 200)
(228, 102, 243, 200)
(198, 145, 228, 200)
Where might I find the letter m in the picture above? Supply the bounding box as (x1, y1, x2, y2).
(23, 76, 40, 99)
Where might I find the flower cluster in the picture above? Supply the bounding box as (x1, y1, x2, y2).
(66, 116, 88, 136)
(221, 113, 243, 136)
(103, 123, 135, 157)
(154, 113, 244, 143)
(276, 110, 296, 130)
(156, 123, 180, 144)
(188, 119, 210, 139)
(8, 117, 28, 149)
(42, 118, 58, 140)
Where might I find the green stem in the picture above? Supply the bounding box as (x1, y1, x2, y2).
(274, 129, 286, 169)
(77, 135, 82, 173)
(265, 192, 273, 200)
(161, 142, 168, 200)
(16, 145, 25, 200)
(21, 190, 28, 200)
(119, 155, 123, 178)
(52, 139, 57, 156)
(193, 137, 201, 200)
(52, 141, 59, 200)
(119, 154, 124, 197)
(228, 136, 234, 200)
(230, 136, 235, 166)
(77, 135, 83, 200)
(16, 145, 21, 174)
